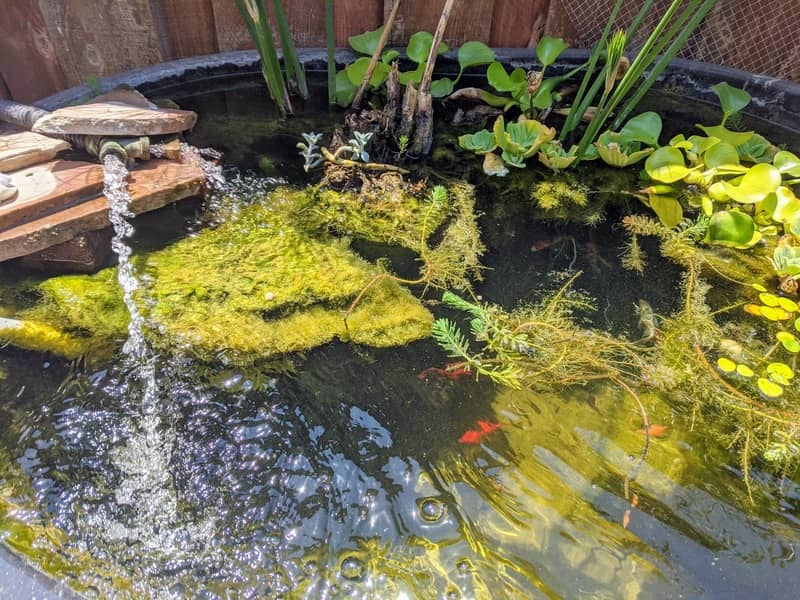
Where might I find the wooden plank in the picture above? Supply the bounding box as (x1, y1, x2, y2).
(0, 0, 68, 103)
(37, 0, 163, 88)
(490, 0, 550, 47)
(335, 1, 384, 45)
(159, 0, 219, 58)
(386, 0, 496, 45)
(1, 160, 105, 232)
(210, 0, 257, 52)
(0, 159, 205, 262)
(0, 125, 71, 173)
(31, 103, 197, 137)
(0, 74, 10, 100)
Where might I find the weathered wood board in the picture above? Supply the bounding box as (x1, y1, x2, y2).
(0, 125, 71, 173)
(0, 159, 205, 262)
(36, 0, 163, 87)
(385, 0, 496, 45)
(160, 0, 219, 58)
(490, 0, 550, 47)
(0, 0, 68, 102)
(31, 102, 197, 137)
(0, 160, 105, 231)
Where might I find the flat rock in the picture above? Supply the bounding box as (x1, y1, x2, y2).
(89, 87, 159, 110)
(31, 102, 197, 136)
(1, 160, 105, 231)
(0, 124, 70, 172)
(0, 159, 205, 262)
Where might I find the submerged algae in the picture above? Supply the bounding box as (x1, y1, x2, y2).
(4, 184, 485, 364)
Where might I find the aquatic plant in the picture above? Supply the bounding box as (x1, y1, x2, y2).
(432, 273, 650, 390)
(235, 0, 307, 115)
(297, 132, 324, 172)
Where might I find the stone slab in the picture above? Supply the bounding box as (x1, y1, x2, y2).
(31, 102, 197, 136)
(0, 159, 205, 262)
(0, 160, 105, 231)
(19, 229, 113, 273)
(0, 124, 70, 172)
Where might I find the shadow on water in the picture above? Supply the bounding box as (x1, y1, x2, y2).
(0, 76, 799, 598)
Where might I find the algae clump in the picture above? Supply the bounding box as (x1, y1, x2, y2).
(4, 183, 485, 364)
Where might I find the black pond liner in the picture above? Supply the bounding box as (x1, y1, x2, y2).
(12, 48, 800, 596)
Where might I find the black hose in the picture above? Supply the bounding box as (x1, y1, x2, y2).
(0, 99, 50, 129)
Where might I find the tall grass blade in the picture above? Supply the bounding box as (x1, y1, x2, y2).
(273, 0, 308, 99)
(326, 0, 336, 106)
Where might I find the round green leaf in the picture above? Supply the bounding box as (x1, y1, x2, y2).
(458, 129, 497, 154)
(717, 357, 736, 373)
(348, 27, 384, 55)
(487, 62, 525, 93)
(406, 31, 448, 64)
(345, 58, 390, 88)
(712, 82, 751, 124)
(648, 194, 684, 229)
(704, 142, 740, 168)
(776, 331, 800, 353)
(704, 210, 756, 247)
(381, 49, 400, 64)
(645, 147, 691, 183)
(769, 186, 800, 224)
(696, 124, 754, 147)
(759, 292, 780, 307)
(736, 364, 754, 378)
(721, 163, 782, 204)
(536, 36, 569, 68)
(458, 41, 495, 72)
(779, 297, 800, 312)
(431, 77, 454, 98)
(757, 377, 784, 398)
(775, 150, 800, 177)
(767, 362, 794, 379)
(619, 112, 662, 147)
(335, 69, 357, 106)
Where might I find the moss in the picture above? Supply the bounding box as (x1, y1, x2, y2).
(8, 185, 451, 364)
(0, 318, 93, 359)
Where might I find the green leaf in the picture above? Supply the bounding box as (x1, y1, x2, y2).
(398, 62, 425, 85)
(487, 62, 526, 94)
(768, 186, 800, 224)
(758, 377, 784, 398)
(619, 112, 662, 147)
(704, 210, 757, 247)
(345, 57, 390, 88)
(536, 36, 569, 68)
(645, 147, 692, 183)
(704, 142, 740, 168)
(721, 163, 782, 204)
(712, 82, 751, 125)
(767, 361, 794, 381)
(697, 124, 754, 147)
(430, 77, 454, 98)
(381, 49, 400, 64)
(775, 151, 800, 177)
(458, 129, 497, 154)
(335, 69, 357, 106)
(406, 31, 448, 64)
(648, 194, 684, 228)
(349, 27, 384, 55)
(776, 332, 800, 353)
(717, 357, 736, 373)
(458, 41, 495, 72)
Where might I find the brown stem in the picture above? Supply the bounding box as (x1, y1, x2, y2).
(352, 0, 402, 110)
(320, 146, 409, 173)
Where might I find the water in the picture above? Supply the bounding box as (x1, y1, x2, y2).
(0, 79, 799, 598)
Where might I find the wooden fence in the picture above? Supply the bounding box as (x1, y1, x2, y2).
(0, 0, 797, 103)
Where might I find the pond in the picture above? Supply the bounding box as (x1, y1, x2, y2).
(1, 74, 799, 599)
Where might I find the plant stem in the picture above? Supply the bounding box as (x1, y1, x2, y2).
(273, 0, 308, 98)
(326, 0, 336, 105)
(352, 0, 402, 110)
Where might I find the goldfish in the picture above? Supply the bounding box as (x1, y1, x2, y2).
(417, 362, 472, 382)
(459, 420, 502, 444)
(637, 424, 670, 438)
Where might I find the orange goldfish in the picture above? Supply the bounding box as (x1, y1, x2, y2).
(459, 420, 502, 444)
(638, 424, 670, 438)
(418, 362, 472, 382)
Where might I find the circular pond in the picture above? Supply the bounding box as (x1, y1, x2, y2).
(1, 55, 800, 598)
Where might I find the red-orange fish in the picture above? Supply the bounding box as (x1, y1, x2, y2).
(459, 420, 502, 444)
(638, 424, 670, 438)
(417, 362, 472, 382)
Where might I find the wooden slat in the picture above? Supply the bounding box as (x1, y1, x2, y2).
(210, 0, 257, 52)
(335, 1, 383, 45)
(37, 0, 164, 87)
(0, 125, 71, 173)
(0, 159, 205, 262)
(1, 160, 105, 232)
(490, 0, 550, 47)
(0, 74, 10, 100)
(159, 0, 219, 58)
(386, 0, 496, 45)
(0, 0, 68, 102)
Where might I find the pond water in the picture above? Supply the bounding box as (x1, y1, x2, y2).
(1, 76, 799, 599)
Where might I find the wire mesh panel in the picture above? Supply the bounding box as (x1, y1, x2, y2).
(559, 0, 800, 81)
